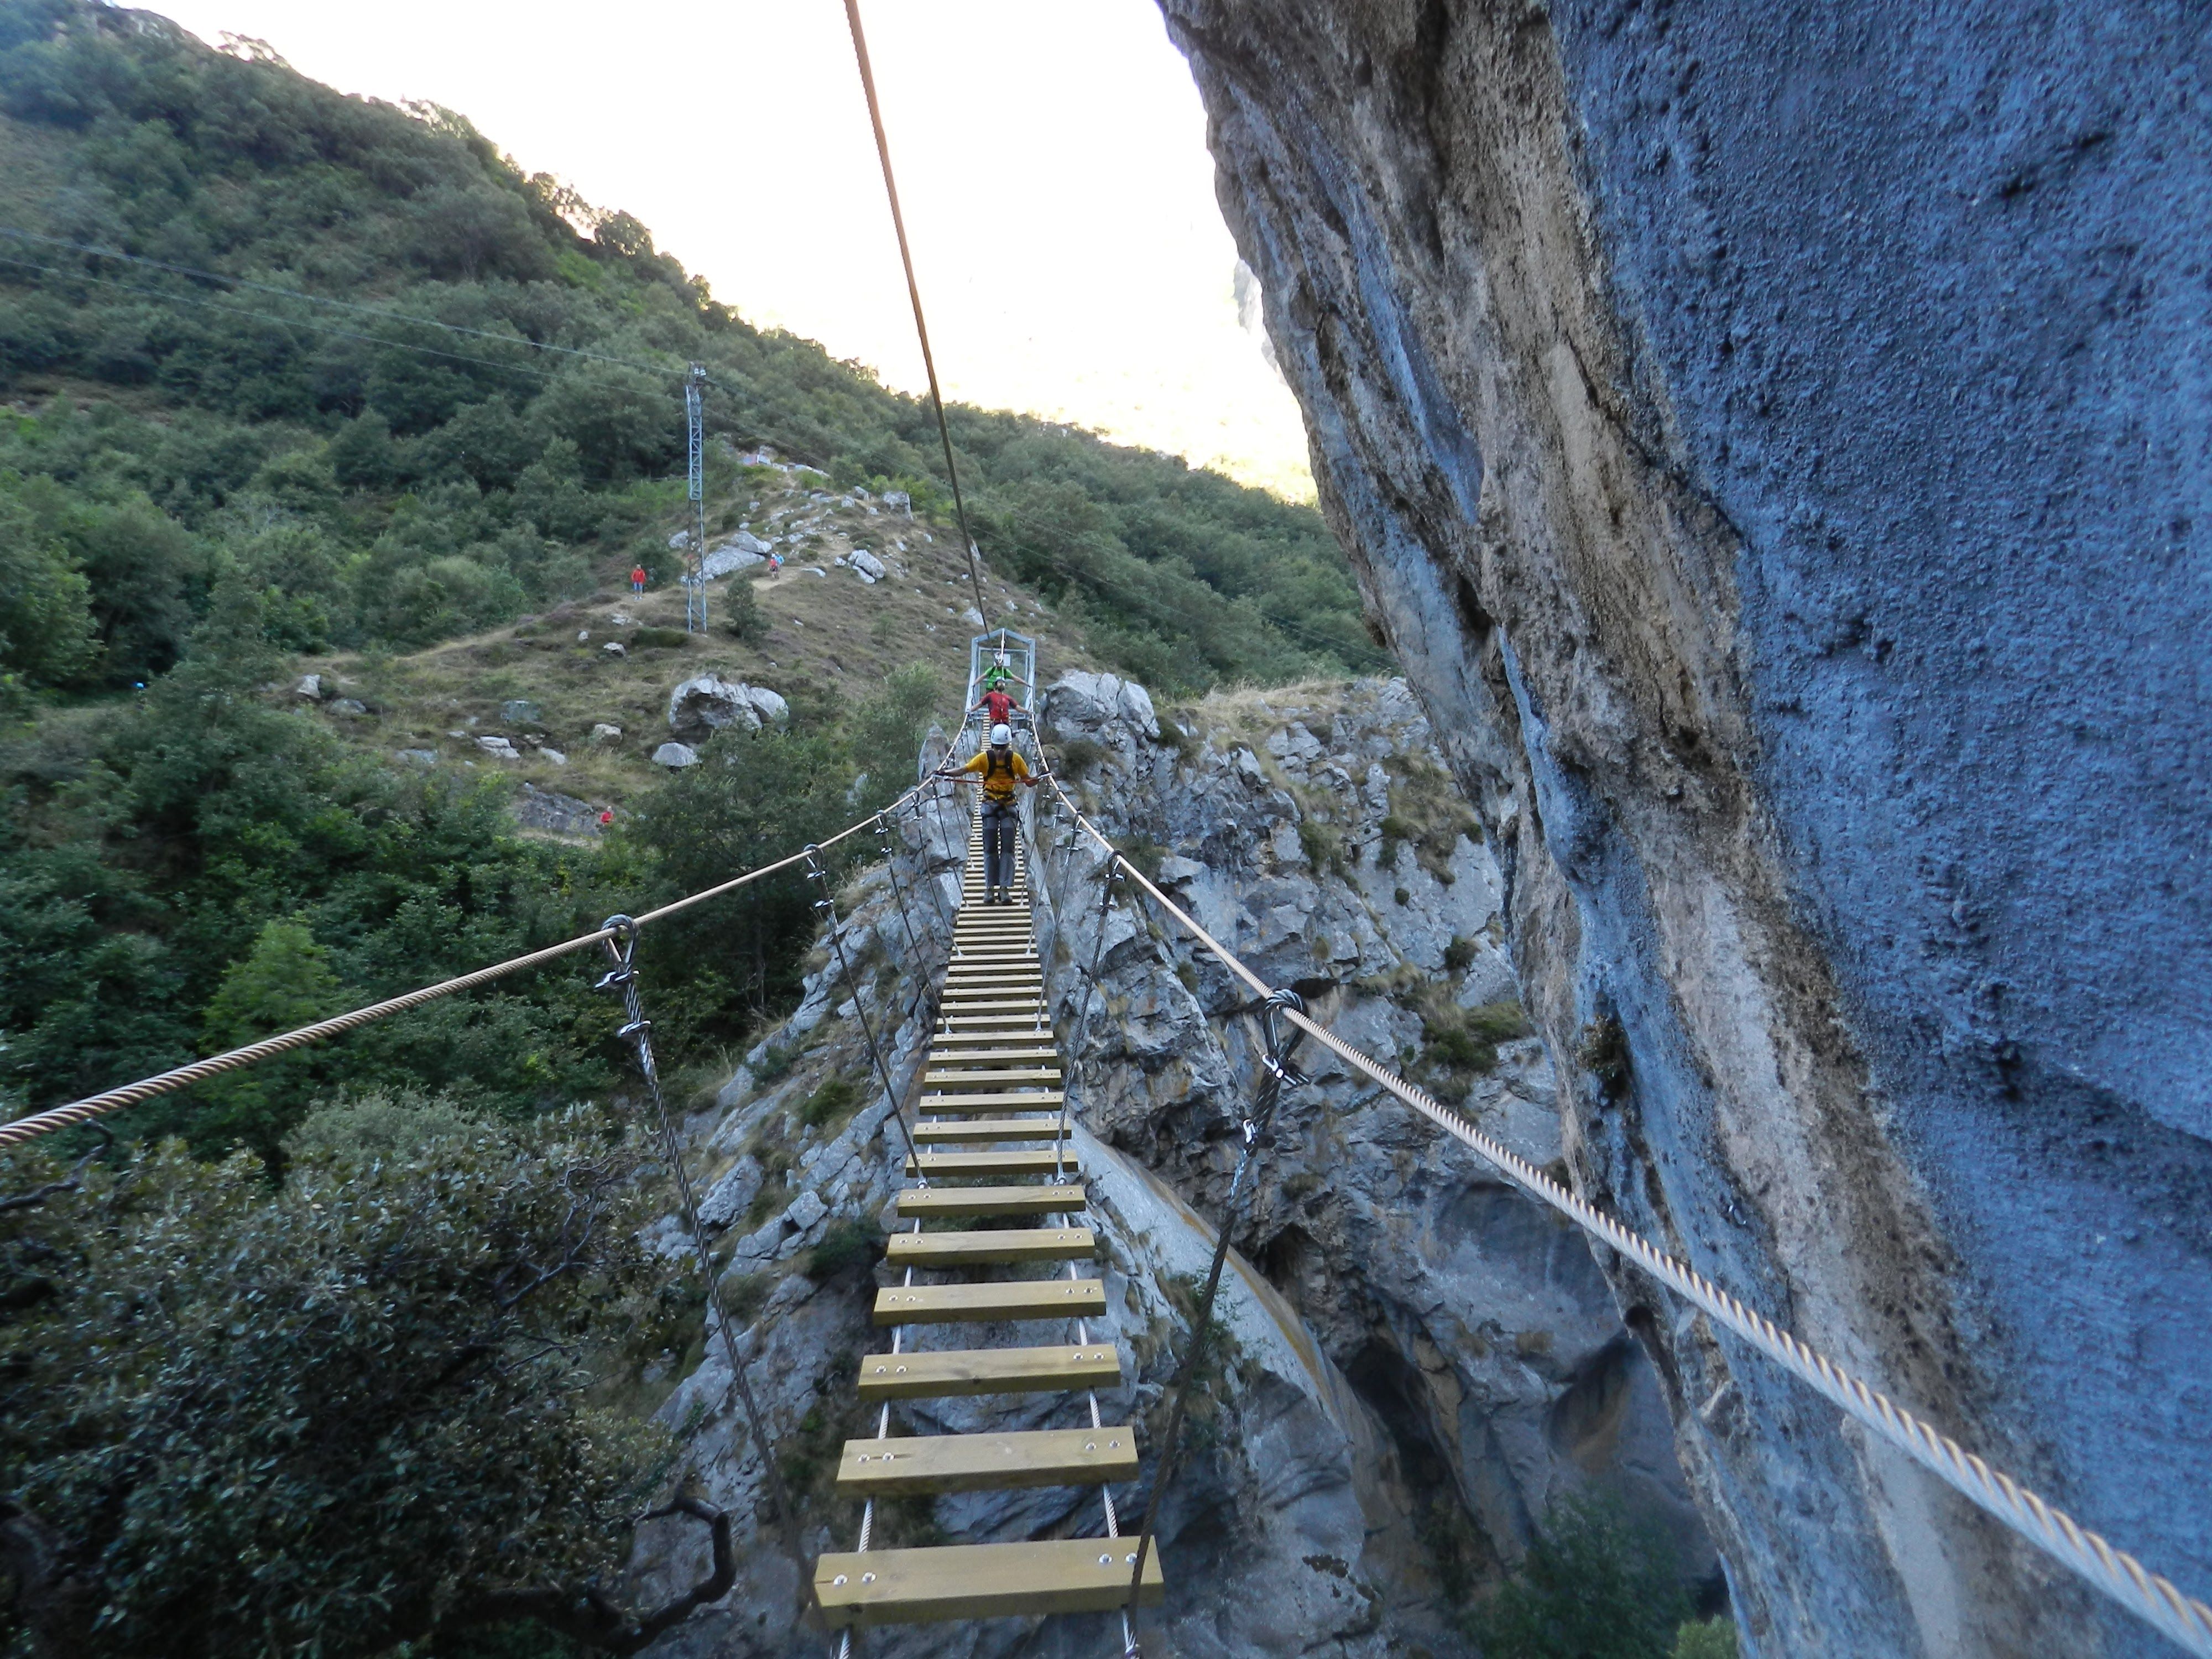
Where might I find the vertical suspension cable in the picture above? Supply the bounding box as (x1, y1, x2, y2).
(840, 0, 990, 634)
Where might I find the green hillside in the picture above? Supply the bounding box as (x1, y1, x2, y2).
(0, 0, 1390, 1143)
(0, 0, 1376, 695)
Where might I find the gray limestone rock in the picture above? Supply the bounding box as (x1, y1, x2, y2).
(651, 742, 698, 769)
(512, 784, 599, 837)
(1159, 6, 2212, 1651)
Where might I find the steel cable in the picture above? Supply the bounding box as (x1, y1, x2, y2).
(839, 0, 990, 637)
(1, 784, 926, 1149)
(1037, 778, 2212, 1658)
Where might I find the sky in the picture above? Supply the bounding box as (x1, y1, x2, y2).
(149, 0, 1318, 501)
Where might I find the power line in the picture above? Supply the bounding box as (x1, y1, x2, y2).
(840, 0, 990, 638)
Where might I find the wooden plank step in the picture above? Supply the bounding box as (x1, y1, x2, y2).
(932, 1024, 1044, 1039)
(893, 1185, 1087, 1222)
(942, 972, 1043, 987)
(912, 1116, 1060, 1143)
(919, 1089, 1062, 1113)
(874, 1276, 1104, 1324)
(924, 1066, 1060, 1089)
(927, 1047, 1060, 1067)
(816, 1537, 1164, 1627)
(904, 1150, 1079, 1180)
(938, 1001, 1048, 1015)
(855, 1342, 1120, 1400)
(836, 1425, 1138, 1497)
(885, 1225, 1094, 1265)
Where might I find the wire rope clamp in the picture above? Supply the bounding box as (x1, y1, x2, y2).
(595, 914, 640, 983)
(1261, 987, 1311, 1086)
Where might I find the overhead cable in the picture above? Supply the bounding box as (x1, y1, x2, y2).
(1037, 775, 2212, 1658)
(839, 0, 991, 635)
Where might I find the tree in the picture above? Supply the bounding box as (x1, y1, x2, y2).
(192, 915, 347, 1162)
(0, 493, 97, 697)
(0, 1104, 723, 1657)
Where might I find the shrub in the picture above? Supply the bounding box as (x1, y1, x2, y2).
(0, 1113, 697, 1657)
(1394, 886, 1411, 906)
(1576, 1015, 1631, 1099)
(1055, 737, 1107, 779)
(1468, 1490, 1690, 1659)
(1673, 1617, 1739, 1659)
(804, 1217, 883, 1281)
(629, 625, 690, 649)
(1442, 935, 1478, 974)
(751, 1044, 796, 1085)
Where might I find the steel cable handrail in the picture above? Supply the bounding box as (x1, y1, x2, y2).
(1035, 775, 2212, 1658)
(0, 783, 927, 1151)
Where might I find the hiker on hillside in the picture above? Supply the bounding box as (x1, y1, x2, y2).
(768, 551, 782, 579)
(937, 722, 1036, 904)
(630, 564, 646, 594)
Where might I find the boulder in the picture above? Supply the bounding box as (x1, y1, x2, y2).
(849, 548, 887, 582)
(589, 723, 623, 743)
(327, 698, 369, 718)
(476, 736, 520, 760)
(394, 749, 436, 766)
(961, 606, 985, 628)
(295, 674, 323, 701)
(1043, 670, 1161, 740)
(743, 685, 788, 725)
(651, 742, 698, 769)
(602, 641, 627, 657)
(500, 699, 542, 726)
(513, 784, 599, 836)
(667, 675, 761, 743)
(696, 1155, 765, 1231)
(702, 531, 771, 578)
(538, 748, 566, 766)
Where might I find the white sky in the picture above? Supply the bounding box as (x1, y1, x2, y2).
(148, 0, 1317, 501)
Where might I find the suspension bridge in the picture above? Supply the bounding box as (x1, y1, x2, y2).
(4, 622, 2210, 1658)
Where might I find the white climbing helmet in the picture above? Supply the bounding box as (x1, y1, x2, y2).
(989, 723, 1012, 747)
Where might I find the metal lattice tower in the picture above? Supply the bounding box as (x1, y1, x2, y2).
(684, 362, 708, 634)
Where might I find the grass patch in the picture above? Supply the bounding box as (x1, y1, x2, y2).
(798, 1076, 862, 1133)
(752, 1043, 796, 1086)
(629, 625, 691, 650)
(1466, 1000, 1532, 1044)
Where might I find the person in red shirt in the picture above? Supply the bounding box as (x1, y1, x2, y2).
(972, 681, 1018, 729)
(630, 565, 647, 593)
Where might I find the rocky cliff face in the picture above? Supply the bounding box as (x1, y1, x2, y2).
(635, 676, 1709, 1656)
(1158, 5, 2212, 1655)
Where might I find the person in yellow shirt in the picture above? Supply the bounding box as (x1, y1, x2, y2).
(938, 723, 1036, 903)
